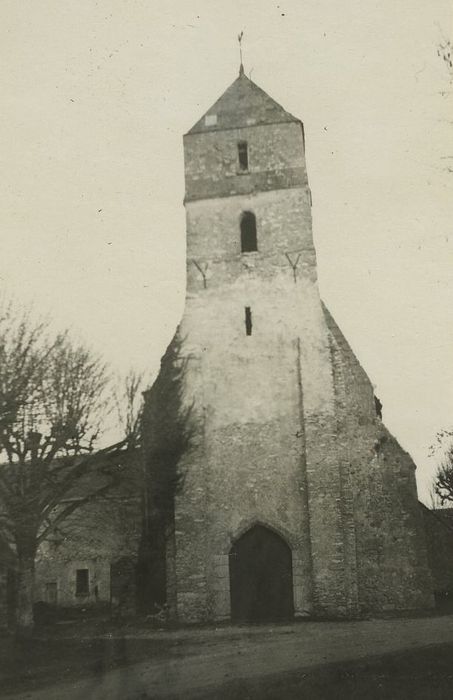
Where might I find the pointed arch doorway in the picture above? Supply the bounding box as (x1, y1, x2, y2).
(229, 524, 294, 622)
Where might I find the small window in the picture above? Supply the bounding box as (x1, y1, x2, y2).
(238, 141, 248, 171)
(205, 114, 217, 126)
(245, 307, 252, 336)
(240, 211, 257, 252)
(76, 568, 89, 596)
(45, 582, 57, 605)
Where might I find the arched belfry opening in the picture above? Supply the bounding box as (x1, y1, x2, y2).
(240, 211, 257, 252)
(229, 524, 294, 622)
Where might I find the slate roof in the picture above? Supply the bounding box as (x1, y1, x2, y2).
(58, 445, 142, 502)
(187, 71, 299, 135)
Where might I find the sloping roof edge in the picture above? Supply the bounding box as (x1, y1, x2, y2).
(186, 72, 299, 135)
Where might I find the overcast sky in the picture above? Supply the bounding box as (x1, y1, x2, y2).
(1, 0, 452, 503)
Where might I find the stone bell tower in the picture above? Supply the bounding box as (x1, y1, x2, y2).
(147, 68, 433, 623)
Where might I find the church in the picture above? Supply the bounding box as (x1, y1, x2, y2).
(141, 66, 435, 624)
(8, 65, 453, 632)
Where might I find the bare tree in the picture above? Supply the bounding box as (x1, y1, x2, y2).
(428, 483, 443, 510)
(436, 36, 453, 174)
(434, 446, 453, 506)
(437, 38, 453, 85)
(115, 369, 148, 449)
(430, 426, 453, 506)
(0, 299, 128, 633)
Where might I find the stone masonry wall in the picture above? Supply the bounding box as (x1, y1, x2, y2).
(162, 82, 435, 623)
(421, 505, 453, 598)
(35, 495, 141, 610)
(173, 113, 361, 621)
(184, 122, 307, 202)
(324, 306, 434, 613)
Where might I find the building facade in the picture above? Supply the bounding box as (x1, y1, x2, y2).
(1, 71, 450, 632)
(34, 494, 141, 614)
(147, 68, 435, 623)
(31, 448, 142, 620)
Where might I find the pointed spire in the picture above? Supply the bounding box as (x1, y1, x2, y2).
(187, 74, 298, 134)
(238, 31, 244, 77)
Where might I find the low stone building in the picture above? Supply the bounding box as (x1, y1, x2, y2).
(32, 448, 142, 617)
(35, 498, 140, 614)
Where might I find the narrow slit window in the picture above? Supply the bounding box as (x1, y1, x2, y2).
(240, 211, 257, 252)
(75, 568, 89, 596)
(245, 307, 252, 336)
(238, 141, 249, 171)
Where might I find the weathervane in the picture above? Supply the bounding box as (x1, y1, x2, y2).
(238, 31, 244, 75)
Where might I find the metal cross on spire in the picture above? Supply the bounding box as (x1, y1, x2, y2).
(238, 31, 244, 76)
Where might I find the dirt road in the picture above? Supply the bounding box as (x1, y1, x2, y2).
(6, 614, 453, 699)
